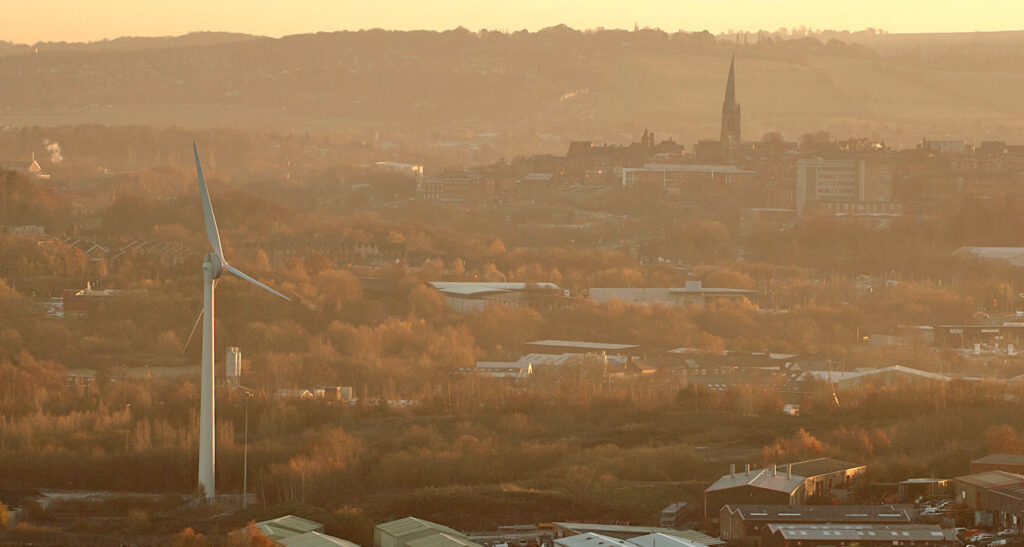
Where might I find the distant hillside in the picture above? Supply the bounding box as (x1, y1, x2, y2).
(3, 27, 1024, 150)
(0, 31, 261, 56)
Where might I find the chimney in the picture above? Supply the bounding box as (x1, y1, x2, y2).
(730, 464, 736, 477)
(745, 464, 751, 476)
(787, 465, 792, 479)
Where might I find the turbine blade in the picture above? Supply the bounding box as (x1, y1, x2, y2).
(225, 263, 291, 302)
(193, 142, 224, 258)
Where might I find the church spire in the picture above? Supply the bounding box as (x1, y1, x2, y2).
(720, 54, 741, 154)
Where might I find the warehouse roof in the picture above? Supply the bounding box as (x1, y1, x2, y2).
(788, 457, 865, 478)
(723, 504, 910, 523)
(704, 468, 805, 494)
(954, 470, 1024, 489)
(973, 454, 1024, 466)
(279, 531, 360, 547)
(766, 523, 954, 542)
(256, 515, 324, 541)
(554, 533, 631, 547)
(375, 517, 464, 539)
(660, 531, 723, 546)
(407, 533, 483, 547)
(628, 533, 708, 547)
(429, 282, 561, 296)
(800, 366, 954, 384)
(553, 531, 719, 547)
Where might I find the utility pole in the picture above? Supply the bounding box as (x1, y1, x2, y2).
(243, 392, 250, 510)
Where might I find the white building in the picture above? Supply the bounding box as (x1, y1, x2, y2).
(428, 282, 562, 313)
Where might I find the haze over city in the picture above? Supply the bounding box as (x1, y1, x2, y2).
(5, 0, 1023, 43)
(4, 2, 1024, 546)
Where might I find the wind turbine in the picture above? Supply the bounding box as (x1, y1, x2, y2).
(192, 143, 290, 501)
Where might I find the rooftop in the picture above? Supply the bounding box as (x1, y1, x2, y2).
(788, 457, 865, 478)
(800, 366, 954, 384)
(429, 282, 561, 296)
(973, 453, 1024, 466)
(279, 531, 361, 547)
(552, 530, 720, 547)
(765, 523, 953, 542)
(723, 504, 910, 523)
(704, 468, 806, 494)
(527, 340, 639, 351)
(376, 517, 464, 540)
(954, 470, 1024, 489)
(407, 533, 483, 547)
(554, 533, 631, 547)
(628, 533, 708, 547)
(255, 515, 325, 541)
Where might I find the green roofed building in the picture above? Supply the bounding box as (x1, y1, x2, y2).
(374, 517, 467, 547)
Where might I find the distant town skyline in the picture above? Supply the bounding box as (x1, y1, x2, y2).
(5, 0, 1023, 44)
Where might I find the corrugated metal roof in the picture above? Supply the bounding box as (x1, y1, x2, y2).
(724, 504, 910, 523)
(974, 453, 1024, 466)
(429, 282, 561, 296)
(375, 517, 464, 540)
(554, 533, 631, 547)
(279, 531, 360, 547)
(704, 468, 805, 494)
(788, 457, 865, 477)
(407, 533, 483, 547)
(662, 531, 723, 546)
(800, 366, 955, 384)
(628, 533, 706, 547)
(767, 523, 953, 542)
(255, 515, 324, 540)
(955, 470, 1024, 489)
(553, 531, 719, 547)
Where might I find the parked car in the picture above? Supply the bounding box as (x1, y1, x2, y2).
(998, 530, 1019, 537)
(970, 533, 997, 545)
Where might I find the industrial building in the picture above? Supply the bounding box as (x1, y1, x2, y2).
(375, 517, 469, 547)
(551, 523, 722, 545)
(254, 515, 359, 547)
(554, 531, 716, 547)
(719, 505, 912, 545)
(760, 524, 954, 547)
(797, 366, 953, 389)
(953, 470, 1024, 529)
(428, 282, 563, 313)
(704, 465, 806, 519)
(704, 459, 866, 519)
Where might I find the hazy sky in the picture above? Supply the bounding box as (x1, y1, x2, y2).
(7, 0, 1023, 44)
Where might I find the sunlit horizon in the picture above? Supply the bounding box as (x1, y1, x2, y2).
(6, 0, 1024, 44)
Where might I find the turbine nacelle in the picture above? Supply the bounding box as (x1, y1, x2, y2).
(203, 253, 224, 279)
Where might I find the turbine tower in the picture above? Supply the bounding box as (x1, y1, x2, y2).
(193, 143, 290, 501)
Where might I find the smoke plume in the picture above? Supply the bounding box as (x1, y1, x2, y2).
(43, 139, 63, 163)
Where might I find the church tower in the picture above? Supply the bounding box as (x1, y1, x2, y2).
(720, 54, 741, 153)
